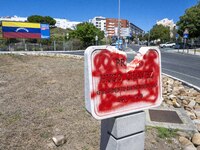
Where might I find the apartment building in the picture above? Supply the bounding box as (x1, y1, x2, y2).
(129, 23, 144, 36)
(89, 16, 106, 32)
(106, 18, 129, 37)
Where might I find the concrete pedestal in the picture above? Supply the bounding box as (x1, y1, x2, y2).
(100, 111, 145, 150)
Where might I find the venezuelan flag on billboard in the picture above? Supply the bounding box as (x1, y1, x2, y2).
(2, 21, 50, 39)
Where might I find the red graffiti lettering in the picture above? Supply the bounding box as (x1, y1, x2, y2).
(91, 49, 160, 113)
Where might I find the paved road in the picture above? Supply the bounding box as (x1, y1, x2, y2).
(160, 52, 200, 89)
(127, 45, 200, 89)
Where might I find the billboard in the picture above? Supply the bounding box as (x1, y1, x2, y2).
(2, 21, 50, 39)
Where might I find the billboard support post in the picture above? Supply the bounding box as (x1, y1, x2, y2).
(23, 39, 27, 51)
(39, 43, 43, 51)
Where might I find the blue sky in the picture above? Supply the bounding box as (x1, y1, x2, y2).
(0, 0, 197, 32)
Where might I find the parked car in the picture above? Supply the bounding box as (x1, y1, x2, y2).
(111, 43, 116, 46)
(159, 42, 176, 48)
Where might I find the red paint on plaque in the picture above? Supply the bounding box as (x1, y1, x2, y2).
(91, 49, 160, 113)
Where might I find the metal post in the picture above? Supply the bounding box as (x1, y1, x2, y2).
(63, 41, 65, 51)
(148, 31, 150, 46)
(54, 41, 56, 51)
(23, 39, 27, 51)
(183, 38, 186, 53)
(40, 43, 43, 51)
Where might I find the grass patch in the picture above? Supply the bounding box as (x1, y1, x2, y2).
(82, 146, 89, 150)
(58, 108, 64, 112)
(146, 126, 154, 131)
(6, 113, 21, 125)
(9, 54, 24, 60)
(40, 132, 50, 139)
(156, 127, 178, 139)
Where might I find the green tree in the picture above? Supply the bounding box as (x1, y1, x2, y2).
(150, 24, 170, 43)
(27, 15, 56, 26)
(177, 3, 200, 38)
(43, 16, 56, 26)
(27, 15, 44, 23)
(70, 22, 104, 48)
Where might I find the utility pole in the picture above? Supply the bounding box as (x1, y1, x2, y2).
(148, 31, 151, 46)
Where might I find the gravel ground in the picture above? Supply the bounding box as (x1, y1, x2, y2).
(0, 54, 182, 150)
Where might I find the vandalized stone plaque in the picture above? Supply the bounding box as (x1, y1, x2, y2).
(84, 46, 162, 120)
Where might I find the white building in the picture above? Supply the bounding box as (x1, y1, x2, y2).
(157, 18, 176, 37)
(54, 18, 81, 30)
(89, 16, 106, 32)
(157, 18, 176, 29)
(0, 15, 27, 22)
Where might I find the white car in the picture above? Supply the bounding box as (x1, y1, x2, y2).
(159, 42, 176, 48)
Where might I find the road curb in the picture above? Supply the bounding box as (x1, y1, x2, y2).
(0, 51, 84, 60)
(162, 73, 200, 91)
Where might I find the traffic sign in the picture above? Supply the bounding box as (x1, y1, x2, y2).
(183, 33, 189, 39)
(84, 46, 162, 120)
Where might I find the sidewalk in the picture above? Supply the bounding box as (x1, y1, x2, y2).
(174, 48, 200, 56)
(162, 47, 200, 56)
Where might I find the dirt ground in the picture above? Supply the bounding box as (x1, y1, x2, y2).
(0, 54, 182, 150)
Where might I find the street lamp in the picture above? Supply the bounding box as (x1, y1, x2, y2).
(105, 31, 108, 45)
(117, 0, 121, 49)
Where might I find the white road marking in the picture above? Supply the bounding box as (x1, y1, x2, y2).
(162, 68, 200, 80)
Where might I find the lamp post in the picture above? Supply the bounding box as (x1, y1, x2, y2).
(105, 31, 108, 45)
(148, 31, 151, 46)
(117, 0, 121, 49)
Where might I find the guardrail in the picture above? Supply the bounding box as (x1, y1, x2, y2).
(160, 47, 200, 56)
(0, 39, 85, 51)
(176, 48, 200, 55)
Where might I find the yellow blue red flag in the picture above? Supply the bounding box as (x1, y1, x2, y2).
(2, 21, 50, 39)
